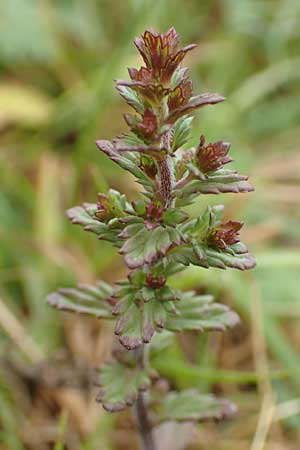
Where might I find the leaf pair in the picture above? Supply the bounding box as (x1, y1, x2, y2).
(96, 360, 236, 422)
(47, 280, 239, 350)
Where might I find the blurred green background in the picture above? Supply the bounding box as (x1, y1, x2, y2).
(1, 0, 300, 449)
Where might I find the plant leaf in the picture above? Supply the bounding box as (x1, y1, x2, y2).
(67, 204, 123, 244)
(167, 93, 225, 123)
(170, 244, 256, 271)
(175, 176, 254, 205)
(113, 283, 179, 349)
(165, 291, 240, 332)
(156, 389, 237, 422)
(96, 139, 153, 191)
(171, 115, 193, 151)
(162, 208, 189, 226)
(168, 205, 256, 271)
(116, 85, 144, 114)
(96, 361, 151, 412)
(119, 223, 182, 269)
(47, 281, 114, 319)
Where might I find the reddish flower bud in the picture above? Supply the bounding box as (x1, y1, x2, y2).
(124, 109, 158, 140)
(137, 108, 158, 139)
(117, 79, 169, 106)
(134, 27, 196, 84)
(144, 202, 164, 229)
(140, 154, 158, 179)
(95, 193, 110, 221)
(208, 221, 243, 249)
(146, 273, 166, 289)
(146, 202, 164, 220)
(128, 66, 154, 83)
(167, 78, 193, 112)
(196, 135, 233, 173)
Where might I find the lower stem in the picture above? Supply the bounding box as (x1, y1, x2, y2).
(134, 345, 156, 450)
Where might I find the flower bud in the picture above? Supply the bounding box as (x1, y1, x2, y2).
(208, 221, 243, 249)
(146, 273, 166, 289)
(196, 135, 232, 173)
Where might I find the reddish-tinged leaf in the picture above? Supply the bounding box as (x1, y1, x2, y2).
(163, 44, 196, 83)
(165, 290, 240, 333)
(125, 108, 158, 140)
(96, 139, 153, 190)
(167, 78, 193, 112)
(96, 361, 151, 412)
(167, 93, 225, 122)
(47, 281, 114, 319)
(128, 66, 154, 83)
(119, 223, 182, 269)
(116, 79, 169, 105)
(112, 282, 179, 349)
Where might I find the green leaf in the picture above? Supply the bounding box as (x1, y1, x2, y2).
(114, 294, 144, 349)
(96, 361, 151, 412)
(156, 389, 237, 422)
(165, 291, 240, 333)
(96, 140, 153, 191)
(116, 85, 144, 114)
(67, 205, 106, 234)
(167, 93, 225, 122)
(170, 68, 189, 90)
(170, 243, 256, 271)
(175, 177, 253, 204)
(114, 297, 172, 350)
(47, 281, 114, 319)
(120, 223, 182, 269)
(162, 208, 189, 226)
(120, 132, 145, 147)
(67, 204, 123, 244)
(206, 248, 256, 271)
(180, 205, 224, 237)
(172, 115, 193, 151)
(113, 283, 179, 349)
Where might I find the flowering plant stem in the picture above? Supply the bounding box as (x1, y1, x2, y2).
(47, 27, 255, 449)
(135, 345, 156, 450)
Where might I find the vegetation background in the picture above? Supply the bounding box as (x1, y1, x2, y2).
(0, 0, 300, 449)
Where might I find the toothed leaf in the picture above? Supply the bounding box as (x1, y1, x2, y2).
(47, 281, 114, 319)
(96, 140, 153, 191)
(165, 291, 240, 332)
(172, 115, 194, 151)
(116, 85, 144, 114)
(170, 244, 256, 271)
(162, 208, 189, 226)
(67, 204, 123, 245)
(167, 93, 225, 123)
(120, 223, 182, 269)
(157, 389, 237, 422)
(175, 177, 254, 205)
(96, 361, 151, 412)
(113, 282, 179, 349)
